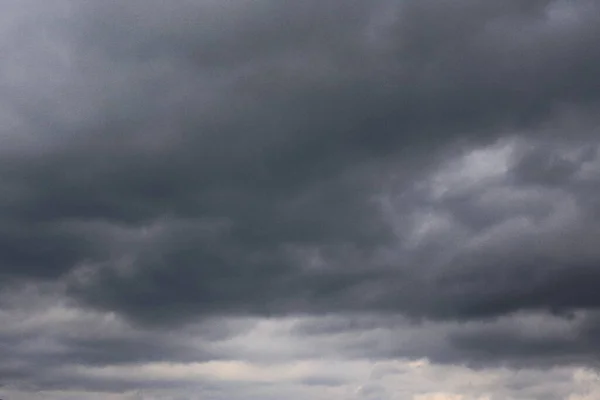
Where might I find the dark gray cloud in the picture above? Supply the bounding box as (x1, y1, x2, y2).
(2, 0, 600, 396)
(289, 310, 600, 372)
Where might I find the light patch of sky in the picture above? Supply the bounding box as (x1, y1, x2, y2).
(428, 140, 516, 200)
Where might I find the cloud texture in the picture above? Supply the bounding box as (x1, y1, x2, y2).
(2, 0, 600, 398)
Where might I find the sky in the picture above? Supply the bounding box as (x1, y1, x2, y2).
(1, 0, 600, 399)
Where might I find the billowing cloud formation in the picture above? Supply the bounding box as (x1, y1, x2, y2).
(2, 0, 600, 398)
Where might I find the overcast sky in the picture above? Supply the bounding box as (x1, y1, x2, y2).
(2, 0, 600, 399)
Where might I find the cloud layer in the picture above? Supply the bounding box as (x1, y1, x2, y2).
(2, 0, 600, 398)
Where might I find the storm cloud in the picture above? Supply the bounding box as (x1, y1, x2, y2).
(2, 0, 600, 398)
